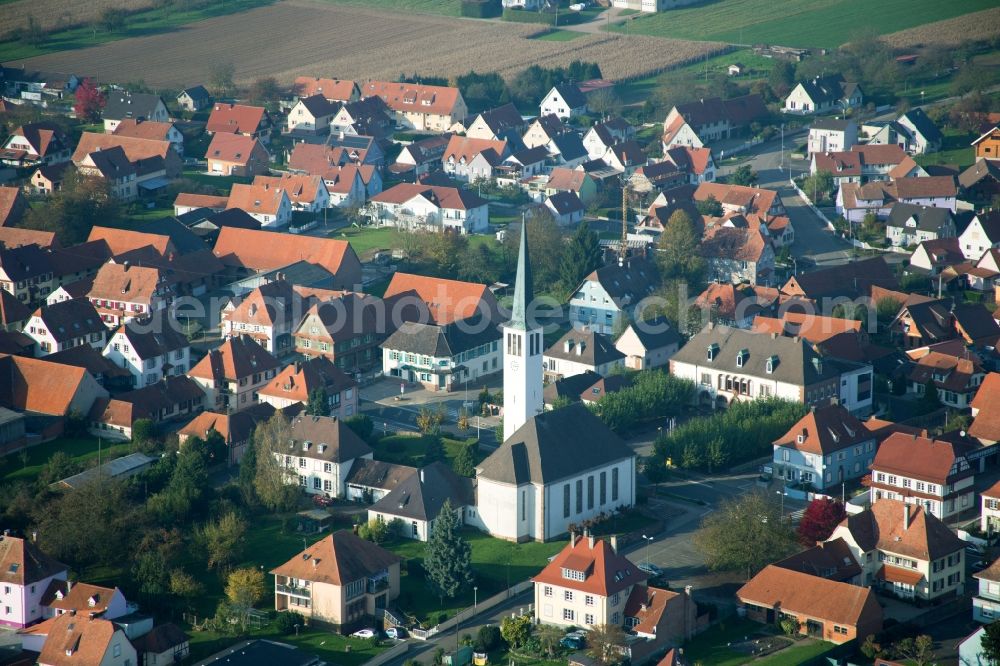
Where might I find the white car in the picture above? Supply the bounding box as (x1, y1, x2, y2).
(386, 627, 407, 640)
(638, 562, 664, 577)
(569, 3, 585, 10)
(351, 629, 377, 639)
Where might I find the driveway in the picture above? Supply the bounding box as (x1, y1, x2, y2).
(560, 6, 631, 34)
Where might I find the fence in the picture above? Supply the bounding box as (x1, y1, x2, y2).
(790, 180, 836, 232)
(364, 640, 409, 666)
(411, 580, 533, 641)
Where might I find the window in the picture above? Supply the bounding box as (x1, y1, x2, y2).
(585, 613, 595, 625)
(564, 590, 574, 601)
(544, 586, 552, 597)
(521, 490, 526, 521)
(113, 644, 121, 658)
(600, 472, 607, 505)
(587, 476, 595, 510)
(324, 463, 332, 473)
(563, 609, 575, 621)
(299, 458, 306, 468)
(612, 467, 619, 501)
(313, 477, 321, 489)
(563, 569, 585, 581)
(585, 595, 594, 606)
(576, 479, 583, 514)
(563, 484, 571, 518)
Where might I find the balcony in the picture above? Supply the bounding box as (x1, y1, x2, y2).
(367, 577, 389, 594)
(276, 583, 312, 598)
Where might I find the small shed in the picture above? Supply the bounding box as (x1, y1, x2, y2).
(296, 509, 335, 534)
(728, 63, 745, 76)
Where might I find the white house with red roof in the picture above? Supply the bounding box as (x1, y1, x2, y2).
(980, 480, 1000, 535)
(0, 535, 67, 629)
(367, 183, 488, 233)
(970, 372, 1000, 446)
(361, 81, 467, 132)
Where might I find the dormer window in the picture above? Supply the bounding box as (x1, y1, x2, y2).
(303, 441, 312, 451)
(736, 348, 749, 368)
(706, 343, 720, 362)
(562, 568, 585, 581)
(765, 355, 778, 374)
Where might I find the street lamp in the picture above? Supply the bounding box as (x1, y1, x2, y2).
(474, 586, 478, 618)
(776, 490, 787, 520)
(641, 534, 655, 569)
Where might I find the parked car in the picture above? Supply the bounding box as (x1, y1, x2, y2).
(313, 494, 335, 507)
(351, 628, 377, 639)
(560, 631, 586, 650)
(638, 562, 664, 577)
(972, 560, 990, 573)
(386, 627, 407, 640)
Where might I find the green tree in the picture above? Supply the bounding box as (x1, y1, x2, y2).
(197, 511, 247, 570)
(558, 220, 602, 296)
(417, 407, 445, 434)
(537, 624, 564, 658)
(587, 624, 627, 666)
(458, 242, 498, 284)
(422, 232, 469, 279)
(730, 164, 758, 187)
(501, 207, 565, 292)
(423, 499, 474, 601)
(131, 418, 156, 448)
(248, 76, 281, 103)
(452, 441, 476, 477)
(801, 171, 834, 205)
(252, 413, 299, 512)
(169, 569, 204, 609)
(36, 479, 133, 569)
(695, 195, 723, 217)
(875, 297, 901, 333)
(358, 518, 391, 544)
(981, 620, 1000, 664)
(693, 490, 796, 580)
(101, 7, 127, 31)
(225, 568, 266, 632)
(476, 625, 503, 651)
(768, 60, 795, 97)
(893, 635, 935, 666)
(210, 61, 236, 96)
(306, 387, 329, 416)
(23, 172, 121, 244)
(237, 435, 258, 505)
(148, 445, 210, 521)
(920, 379, 942, 413)
(499, 614, 532, 649)
(656, 209, 704, 284)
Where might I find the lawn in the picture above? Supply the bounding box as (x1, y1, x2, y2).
(532, 29, 585, 41)
(915, 127, 976, 171)
(611, 0, 997, 48)
(181, 169, 250, 193)
(756, 640, 838, 665)
(315, 0, 459, 16)
(329, 225, 503, 261)
(388, 528, 564, 624)
(681, 617, 836, 666)
(1, 437, 132, 485)
(0, 0, 275, 62)
(186, 625, 387, 664)
(371, 434, 485, 469)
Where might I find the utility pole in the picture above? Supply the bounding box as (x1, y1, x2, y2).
(620, 178, 629, 267)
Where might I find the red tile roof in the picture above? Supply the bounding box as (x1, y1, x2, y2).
(293, 77, 357, 101)
(361, 81, 462, 117)
(737, 565, 882, 628)
(174, 192, 230, 211)
(37, 613, 121, 666)
(370, 182, 487, 211)
(212, 227, 359, 283)
(87, 226, 174, 256)
(270, 530, 400, 585)
(872, 432, 969, 485)
(970, 372, 1000, 442)
(0, 186, 29, 227)
(187, 335, 280, 383)
(71, 132, 172, 164)
(111, 119, 175, 142)
(773, 405, 872, 456)
(205, 132, 266, 165)
(0, 354, 99, 416)
(383, 272, 497, 325)
(532, 535, 647, 596)
(206, 103, 268, 135)
(0, 535, 66, 586)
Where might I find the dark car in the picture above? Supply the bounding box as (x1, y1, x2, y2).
(560, 632, 586, 650)
(312, 494, 334, 507)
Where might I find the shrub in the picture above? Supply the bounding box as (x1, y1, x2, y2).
(477, 624, 504, 651)
(274, 611, 305, 635)
(461, 0, 501, 18)
(502, 8, 581, 25)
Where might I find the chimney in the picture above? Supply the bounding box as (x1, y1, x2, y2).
(588, 533, 595, 550)
(66, 580, 72, 593)
(610, 535, 618, 553)
(420, 469, 425, 483)
(570, 529, 576, 545)
(903, 503, 911, 530)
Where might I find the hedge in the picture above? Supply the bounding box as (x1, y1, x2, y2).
(461, 0, 502, 18)
(502, 8, 581, 24)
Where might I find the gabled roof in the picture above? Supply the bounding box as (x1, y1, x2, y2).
(29, 299, 106, 343)
(542, 370, 601, 406)
(477, 403, 634, 485)
(113, 315, 189, 359)
(227, 181, 289, 217)
(370, 460, 474, 521)
(174, 193, 230, 211)
(954, 302, 1000, 343)
(548, 83, 587, 110)
(383, 272, 497, 325)
(187, 335, 280, 382)
(43, 581, 119, 615)
(793, 75, 852, 106)
(370, 182, 487, 212)
(959, 159, 1000, 189)
(296, 94, 340, 119)
(205, 132, 266, 164)
(872, 432, 969, 485)
(270, 530, 401, 586)
(0, 288, 31, 326)
(751, 311, 861, 344)
(286, 413, 373, 463)
(88, 225, 174, 256)
(37, 613, 122, 666)
(547, 167, 591, 193)
(180, 85, 211, 102)
(293, 77, 357, 101)
(674, 94, 767, 129)
(699, 225, 769, 262)
(773, 405, 873, 456)
(737, 565, 880, 628)
(970, 373, 1000, 442)
(444, 135, 507, 164)
(837, 498, 963, 560)
(103, 91, 165, 121)
(899, 107, 943, 145)
(578, 258, 658, 308)
(532, 534, 646, 596)
(472, 103, 524, 135)
(253, 173, 327, 206)
(0, 225, 57, 249)
(380, 317, 500, 358)
(546, 190, 584, 215)
(259, 356, 357, 403)
(87, 262, 167, 305)
(345, 458, 417, 492)
(72, 132, 172, 165)
(0, 242, 53, 281)
(177, 402, 276, 446)
(781, 257, 897, 300)
(773, 538, 861, 582)
(0, 534, 66, 586)
(294, 293, 386, 344)
(550, 133, 587, 161)
(133, 623, 189, 654)
(89, 376, 205, 428)
(81, 146, 135, 180)
(206, 103, 268, 135)
(212, 227, 358, 279)
(886, 202, 953, 232)
(0, 354, 100, 416)
(693, 282, 778, 321)
(9, 122, 68, 158)
(694, 182, 779, 219)
(544, 328, 624, 367)
(112, 119, 176, 142)
(362, 80, 462, 116)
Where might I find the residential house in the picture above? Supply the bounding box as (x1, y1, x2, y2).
(692, 282, 779, 329)
(292, 77, 359, 102)
(670, 324, 873, 414)
(958, 211, 1000, 261)
(737, 566, 881, 644)
(779, 257, 898, 312)
(368, 462, 475, 540)
(473, 403, 636, 542)
(973, 125, 1000, 161)
(113, 119, 184, 156)
(206, 103, 272, 142)
(325, 133, 386, 169)
(885, 203, 956, 248)
(568, 259, 658, 335)
(292, 293, 386, 374)
(662, 146, 716, 184)
(271, 531, 401, 628)
(699, 225, 775, 286)
(813, 144, 910, 184)
(0, 243, 54, 304)
(286, 95, 340, 134)
(0, 535, 67, 629)
(275, 413, 373, 497)
(367, 182, 489, 234)
(133, 623, 190, 666)
(463, 103, 527, 142)
(807, 118, 858, 155)
(837, 176, 958, 223)
(103, 315, 191, 388)
(981, 480, 1000, 535)
(0, 355, 108, 434)
(545, 168, 598, 205)
(497, 145, 549, 182)
(23, 299, 107, 357)
(974, 557, 1000, 624)
(583, 118, 636, 161)
(694, 182, 786, 221)
(628, 161, 688, 194)
(442, 135, 508, 182)
(102, 91, 169, 132)
(0, 122, 71, 168)
(539, 84, 588, 120)
(523, 114, 569, 150)
(361, 81, 467, 132)
(970, 373, 1000, 446)
(828, 499, 965, 601)
(258, 357, 358, 418)
(382, 272, 500, 325)
(906, 347, 985, 409)
(598, 140, 645, 175)
(546, 133, 588, 168)
(390, 134, 452, 178)
(177, 85, 212, 112)
(543, 328, 624, 380)
(221, 279, 318, 356)
(29, 162, 73, 196)
(959, 159, 1000, 205)
(187, 335, 281, 413)
(892, 299, 955, 349)
(86, 261, 174, 327)
(41, 580, 128, 620)
(35, 613, 137, 666)
(868, 432, 976, 523)
(772, 404, 876, 492)
(910, 237, 966, 274)
(345, 459, 417, 503)
(329, 97, 393, 138)
(177, 402, 277, 465)
(74, 146, 137, 200)
(772, 538, 863, 585)
(783, 75, 863, 114)
(73, 132, 181, 184)
(212, 227, 362, 289)
(174, 192, 230, 216)
(663, 94, 768, 144)
(545, 191, 584, 226)
(870, 109, 943, 155)
(205, 133, 270, 178)
(381, 316, 501, 391)
(89, 375, 206, 441)
(0, 290, 31, 333)
(226, 182, 293, 228)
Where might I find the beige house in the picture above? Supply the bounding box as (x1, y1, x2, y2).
(361, 81, 467, 132)
(614, 316, 681, 370)
(187, 335, 281, 413)
(827, 499, 965, 602)
(271, 531, 401, 629)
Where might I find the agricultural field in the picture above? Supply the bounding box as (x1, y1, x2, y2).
(614, 0, 999, 49)
(7, 0, 725, 88)
(0, 0, 156, 33)
(881, 7, 1000, 48)
(316, 0, 459, 16)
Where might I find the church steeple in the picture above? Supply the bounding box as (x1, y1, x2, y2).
(509, 222, 533, 331)
(502, 219, 543, 442)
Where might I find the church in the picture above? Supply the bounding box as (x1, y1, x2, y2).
(470, 227, 637, 542)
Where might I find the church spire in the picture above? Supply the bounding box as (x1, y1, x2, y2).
(510, 218, 533, 330)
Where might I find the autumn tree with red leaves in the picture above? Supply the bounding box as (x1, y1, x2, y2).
(796, 497, 847, 546)
(74, 78, 105, 122)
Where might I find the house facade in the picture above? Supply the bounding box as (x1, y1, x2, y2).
(187, 335, 281, 413)
(567, 260, 658, 335)
(0, 535, 67, 629)
(103, 317, 191, 388)
(381, 319, 501, 392)
(367, 183, 488, 234)
(276, 414, 373, 498)
(772, 405, 876, 492)
(257, 357, 358, 419)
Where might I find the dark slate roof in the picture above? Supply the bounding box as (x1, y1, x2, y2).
(369, 460, 474, 521)
(299, 94, 340, 118)
(796, 75, 849, 106)
(547, 190, 584, 215)
(959, 159, 1000, 189)
(550, 133, 587, 162)
(900, 108, 943, 145)
(543, 370, 602, 405)
(579, 258, 659, 308)
(624, 316, 682, 351)
(886, 202, 953, 233)
(552, 84, 587, 110)
(87, 145, 135, 179)
(671, 324, 842, 386)
(33, 299, 106, 343)
(180, 85, 211, 102)
(477, 403, 634, 485)
(287, 413, 373, 463)
(954, 303, 1000, 342)
(192, 639, 323, 666)
(785, 257, 897, 299)
(103, 91, 166, 122)
(345, 458, 417, 491)
(810, 118, 854, 132)
(381, 316, 500, 358)
(900, 299, 953, 342)
(510, 145, 549, 165)
(0, 243, 53, 281)
(545, 328, 625, 367)
(118, 315, 189, 359)
(476, 103, 524, 134)
(131, 217, 210, 255)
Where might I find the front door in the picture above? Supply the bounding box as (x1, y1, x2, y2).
(375, 594, 386, 610)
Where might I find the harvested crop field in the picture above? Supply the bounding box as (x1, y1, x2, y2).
(8, 0, 725, 87)
(881, 7, 1000, 48)
(0, 0, 156, 33)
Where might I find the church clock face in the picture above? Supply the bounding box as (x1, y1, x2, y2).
(509, 359, 520, 372)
